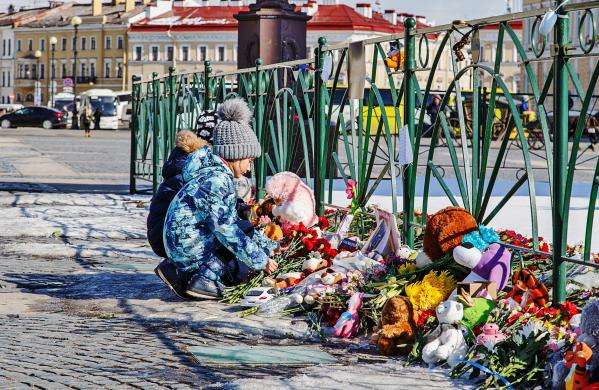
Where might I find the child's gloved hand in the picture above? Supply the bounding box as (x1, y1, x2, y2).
(264, 259, 278, 275)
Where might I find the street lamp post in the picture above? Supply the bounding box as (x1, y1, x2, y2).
(71, 16, 81, 130)
(49, 36, 57, 109)
(34, 50, 42, 107)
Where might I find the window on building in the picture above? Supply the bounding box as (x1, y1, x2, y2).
(134, 46, 142, 61)
(166, 46, 174, 61)
(151, 46, 159, 61)
(81, 63, 86, 77)
(217, 46, 225, 62)
(40, 64, 45, 79)
(28, 39, 32, 51)
(24, 65, 29, 79)
(16, 39, 21, 52)
(81, 37, 86, 50)
(2, 72, 5, 87)
(31, 64, 36, 79)
(105, 36, 111, 50)
(16, 93, 21, 102)
(40, 39, 45, 51)
(8, 39, 11, 56)
(61, 62, 66, 78)
(7, 70, 10, 86)
(90, 62, 95, 77)
(181, 46, 189, 61)
(117, 36, 124, 49)
(116, 62, 123, 78)
(91, 37, 96, 50)
(62, 37, 67, 51)
(17, 64, 22, 79)
(104, 61, 111, 78)
(2, 40, 5, 56)
(51, 63, 55, 79)
(198, 45, 207, 61)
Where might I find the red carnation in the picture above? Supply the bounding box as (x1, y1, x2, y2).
(560, 301, 579, 318)
(416, 309, 435, 327)
(318, 216, 330, 230)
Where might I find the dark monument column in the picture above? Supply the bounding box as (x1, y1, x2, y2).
(235, 0, 311, 69)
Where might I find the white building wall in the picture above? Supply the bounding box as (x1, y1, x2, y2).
(0, 26, 15, 104)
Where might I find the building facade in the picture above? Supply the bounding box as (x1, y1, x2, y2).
(127, 1, 434, 89)
(0, 5, 66, 104)
(13, 0, 148, 106)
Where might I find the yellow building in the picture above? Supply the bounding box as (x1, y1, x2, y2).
(13, 0, 147, 106)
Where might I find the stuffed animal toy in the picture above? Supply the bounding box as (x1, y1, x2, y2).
(475, 323, 507, 347)
(422, 206, 478, 262)
(563, 342, 596, 390)
(376, 296, 416, 355)
(422, 300, 468, 367)
(461, 297, 495, 331)
(578, 300, 599, 380)
(274, 272, 303, 289)
(320, 268, 343, 285)
(453, 242, 512, 291)
(302, 255, 328, 274)
(385, 49, 404, 71)
(333, 292, 364, 338)
(265, 172, 318, 227)
(263, 222, 283, 241)
(505, 268, 549, 307)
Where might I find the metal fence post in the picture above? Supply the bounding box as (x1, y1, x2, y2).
(314, 37, 327, 215)
(168, 66, 176, 146)
(204, 60, 211, 111)
(129, 75, 141, 194)
(254, 58, 266, 199)
(151, 72, 160, 193)
(552, 0, 569, 304)
(403, 17, 416, 246)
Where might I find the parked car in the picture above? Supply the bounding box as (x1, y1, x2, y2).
(0, 106, 67, 129)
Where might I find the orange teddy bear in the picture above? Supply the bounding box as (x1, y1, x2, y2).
(375, 296, 417, 355)
(423, 206, 478, 261)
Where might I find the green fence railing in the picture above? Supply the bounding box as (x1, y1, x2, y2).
(131, 0, 599, 304)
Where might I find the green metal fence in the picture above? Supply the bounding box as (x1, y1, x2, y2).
(131, 0, 599, 303)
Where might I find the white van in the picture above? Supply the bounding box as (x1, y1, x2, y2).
(50, 92, 74, 111)
(79, 89, 119, 130)
(115, 91, 131, 122)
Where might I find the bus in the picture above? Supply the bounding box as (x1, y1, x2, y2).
(79, 89, 119, 129)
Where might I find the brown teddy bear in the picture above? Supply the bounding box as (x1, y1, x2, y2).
(423, 206, 477, 261)
(375, 296, 417, 355)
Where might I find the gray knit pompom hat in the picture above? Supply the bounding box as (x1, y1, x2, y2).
(212, 98, 261, 160)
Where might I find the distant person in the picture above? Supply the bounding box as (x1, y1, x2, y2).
(93, 108, 102, 130)
(81, 106, 93, 137)
(426, 94, 442, 133)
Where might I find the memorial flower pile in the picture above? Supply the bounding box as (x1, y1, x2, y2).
(222, 172, 598, 389)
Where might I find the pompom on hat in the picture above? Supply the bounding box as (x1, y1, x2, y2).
(212, 98, 261, 160)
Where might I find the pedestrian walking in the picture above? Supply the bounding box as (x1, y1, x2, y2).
(157, 98, 278, 300)
(93, 108, 102, 131)
(81, 106, 93, 137)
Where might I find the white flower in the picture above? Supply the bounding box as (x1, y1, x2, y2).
(512, 334, 523, 345)
(519, 320, 545, 339)
(483, 339, 497, 352)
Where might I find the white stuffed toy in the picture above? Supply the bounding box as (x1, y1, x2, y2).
(265, 172, 318, 227)
(422, 300, 468, 367)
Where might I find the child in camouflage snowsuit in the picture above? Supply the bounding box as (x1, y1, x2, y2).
(160, 98, 278, 299)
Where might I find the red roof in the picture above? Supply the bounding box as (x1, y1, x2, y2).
(129, 4, 429, 34)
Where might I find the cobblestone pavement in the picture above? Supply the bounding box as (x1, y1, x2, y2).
(0, 190, 472, 389)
